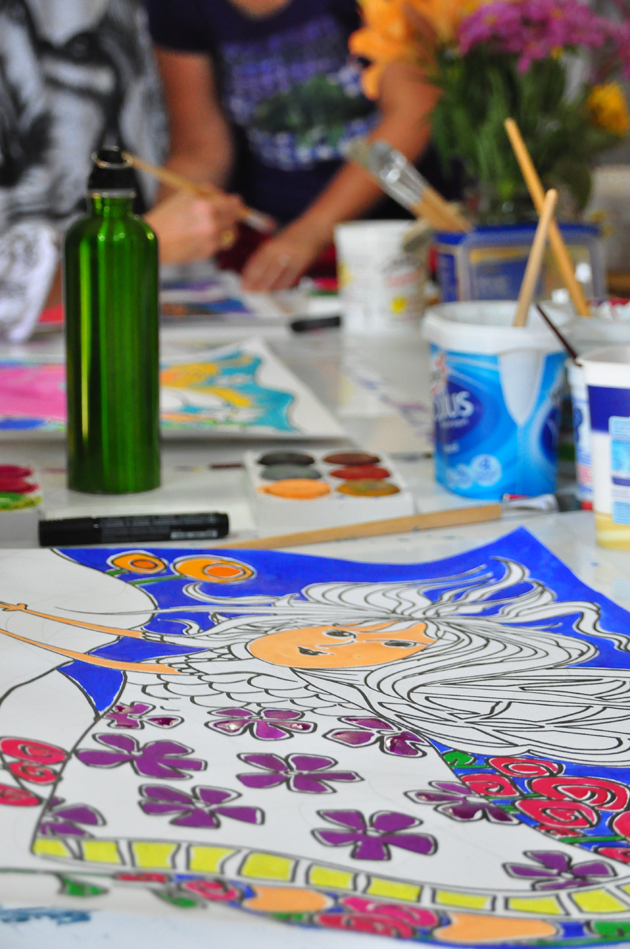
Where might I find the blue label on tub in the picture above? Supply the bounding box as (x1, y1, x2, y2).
(430, 344, 565, 500)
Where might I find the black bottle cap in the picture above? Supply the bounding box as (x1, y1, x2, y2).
(88, 147, 136, 194)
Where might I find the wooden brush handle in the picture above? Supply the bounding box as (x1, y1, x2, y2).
(218, 503, 503, 550)
(122, 152, 276, 235)
(504, 120, 591, 317)
(514, 188, 558, 327)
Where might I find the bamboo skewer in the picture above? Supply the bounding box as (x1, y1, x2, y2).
(122, 151, 277, 235)
(504, 119, 591, 317)
(218, 503, 503, 550)
(513, 188, 558, 327)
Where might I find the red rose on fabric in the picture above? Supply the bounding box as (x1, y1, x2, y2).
(0, 783, 40, 806)
(340, 897, 438, 928)
(461, 773, 518, 797)
(489, 756, 562, 778)
(516, 797, 598, 829)
(597, 846, 630, 863)
(317, 912, 414, 938)
(183, 880, 241, 901)
(529, 776, 630, 811)
(7, 761, 57, 784)
(611, 810, 630, 838)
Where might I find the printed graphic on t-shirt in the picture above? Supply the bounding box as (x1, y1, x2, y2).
(220, 14, 377, 170)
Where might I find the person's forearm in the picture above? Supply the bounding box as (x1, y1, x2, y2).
(287, 68, 440, 247)
(162, 122, 234, 189)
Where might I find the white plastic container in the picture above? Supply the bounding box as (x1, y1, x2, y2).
(578, 345, 630, 549)
(422, 302, 567, 499)
(335, 221, 423, 334)
(567, 360, 592, 506)
(565, 320, 630, 508)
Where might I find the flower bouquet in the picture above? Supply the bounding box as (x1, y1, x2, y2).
(351, 0, 630, 222)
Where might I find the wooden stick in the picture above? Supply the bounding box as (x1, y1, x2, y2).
(122, 152, 276, 235)
(218, 503, 503, 550)
(504, 119, 591, 317)
(415, 188, 471, 233)
(513, 188, 558, 327)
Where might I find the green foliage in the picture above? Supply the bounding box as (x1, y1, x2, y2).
(431, 49, 619, 220)
(252, 75, 371, 145)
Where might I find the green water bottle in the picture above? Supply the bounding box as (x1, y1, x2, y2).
(64, 147, 160, 494)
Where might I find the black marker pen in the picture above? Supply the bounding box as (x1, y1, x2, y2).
(39, 512, 229, 547)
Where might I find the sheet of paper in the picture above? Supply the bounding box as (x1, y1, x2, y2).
(0, 338, 345, 440)
(2, 528, 630, 948)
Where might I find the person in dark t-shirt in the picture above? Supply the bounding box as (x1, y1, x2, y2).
(147, 0, 438, 290)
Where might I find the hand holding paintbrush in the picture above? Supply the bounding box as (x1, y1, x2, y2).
(122, 151, 277, 236)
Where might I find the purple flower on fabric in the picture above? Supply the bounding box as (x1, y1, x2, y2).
(105, 702, 182, 730)
(313, 810, 436, 861)
(39, 797, 104, 838)
(407, 782, 519, 824)
(504, 850, 616, 891)
(325, 717, 427, 758)
(207, 708, 315, 741)
(237, 753, 362, 794)
(139, 784, 263, 829)
(76, 735, 205, 780)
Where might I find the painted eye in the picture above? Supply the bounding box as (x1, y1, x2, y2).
(323, 630, 353, 638)
(297, 647, 324, 656)
(382, 640, 417, 648)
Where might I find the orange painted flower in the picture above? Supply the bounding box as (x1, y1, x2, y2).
(108, 552, 168, 575)
(172, 556, 255, 583)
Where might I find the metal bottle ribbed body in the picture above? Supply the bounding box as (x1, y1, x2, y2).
(64, 194, 160, 494)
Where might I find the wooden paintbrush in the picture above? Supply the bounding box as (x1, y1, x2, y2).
(122, 152, 277, 235)
(348, 139, 470, 233)
(504, 119, 591, 317)
(513, 188, 558, 327)
(218, 491, 579, 550)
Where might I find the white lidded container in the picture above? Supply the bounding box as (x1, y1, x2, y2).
(422, 302, 567, 500)
(335, 221, 423, 334)
(578, 345, 630, 549)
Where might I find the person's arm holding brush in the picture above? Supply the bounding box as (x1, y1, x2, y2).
(242, 61, 438, 290)
(155, 50, 436, 289)
(148, 0, 438, 290)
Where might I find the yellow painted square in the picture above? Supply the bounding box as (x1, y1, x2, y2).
(309, 866, 355, 890)
(33, 838, 73, 859)
(508, 896, 564, 916)
(131, 841, 179, 869)
(241, 852, 295, 882)
(367, 879, 421, 902)
(435, 890, 491, 910)
(571, 890, 628, 914)
(188, 846, 236, 874)
(81, 840, 122, 865)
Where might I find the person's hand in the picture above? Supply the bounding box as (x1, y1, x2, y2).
(241, 219, 330, 291)
(145, 189, 244, 265)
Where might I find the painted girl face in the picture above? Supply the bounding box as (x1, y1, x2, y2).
(249, 621, 434, 668)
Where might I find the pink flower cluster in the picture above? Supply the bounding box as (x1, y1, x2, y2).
(458, 0, 630, 76)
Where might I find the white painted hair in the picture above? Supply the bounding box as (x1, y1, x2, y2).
(154, 559, 630, 766)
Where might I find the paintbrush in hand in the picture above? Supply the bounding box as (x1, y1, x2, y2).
(122, 152, 277, 235)
(348, 139, 470, 233)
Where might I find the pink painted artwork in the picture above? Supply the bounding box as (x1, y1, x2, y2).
(0, 362, 66, 431)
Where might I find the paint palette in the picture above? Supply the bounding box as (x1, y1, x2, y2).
(244, 449, 415, 533)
